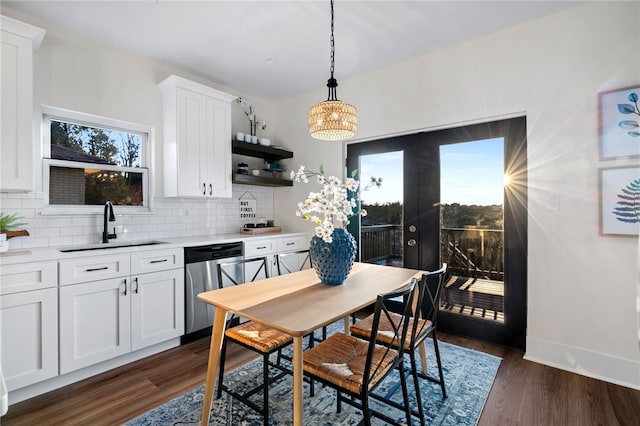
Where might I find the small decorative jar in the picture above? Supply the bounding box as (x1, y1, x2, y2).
(236, 163, 249, 175)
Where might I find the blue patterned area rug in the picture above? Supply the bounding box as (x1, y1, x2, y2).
(125, 331, 500, 426)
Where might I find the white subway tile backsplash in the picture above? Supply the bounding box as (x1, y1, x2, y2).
(0, 198, 22, 209)
(1, 186, 274, 249)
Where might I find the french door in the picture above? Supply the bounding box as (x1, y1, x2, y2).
(347, 117, 527, 349)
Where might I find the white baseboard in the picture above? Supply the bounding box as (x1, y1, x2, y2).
(525, 336, 640, 390)
(7, 339, 180, 406)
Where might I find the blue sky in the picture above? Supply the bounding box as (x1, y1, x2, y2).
(359, 137, 504, 206)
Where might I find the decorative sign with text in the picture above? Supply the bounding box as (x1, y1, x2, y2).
(239, 191, 257, 219)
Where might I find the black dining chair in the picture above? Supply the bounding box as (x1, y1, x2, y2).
(349, 264, 448, 425)
(302, 279, 417, 426)
(274, 249, 311, 276)
(215, 256, 293, 426)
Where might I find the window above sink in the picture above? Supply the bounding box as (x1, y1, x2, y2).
(41, 105, 152, 214)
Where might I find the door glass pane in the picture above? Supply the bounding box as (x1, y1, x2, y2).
(359, 151, 403, 267)
(440, 138, 505, 323)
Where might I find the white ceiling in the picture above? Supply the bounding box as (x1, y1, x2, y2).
(2, 0, 581, 101)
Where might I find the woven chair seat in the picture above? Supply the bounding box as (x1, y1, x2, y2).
(225, 321, 293, 353)
(303, 332, 397, 395)
(350, 312, 431, 350)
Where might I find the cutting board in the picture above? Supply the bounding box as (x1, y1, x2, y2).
(240, 226, 282, 235)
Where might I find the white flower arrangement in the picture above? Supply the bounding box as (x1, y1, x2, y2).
(291, 165, 382, 243)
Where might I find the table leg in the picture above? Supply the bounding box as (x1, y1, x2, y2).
(292, 335, 304, 426)
(201, 308, 228, 426)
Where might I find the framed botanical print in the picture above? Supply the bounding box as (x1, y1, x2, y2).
(600, 166, 640, 236)
(598, 85, 640, 160)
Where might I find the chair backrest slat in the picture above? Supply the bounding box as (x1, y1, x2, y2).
(217, 256, 269, 289)
(275, 249, 311, 275)
(413, 263, 447, 339)
(363, 278, 417, 391)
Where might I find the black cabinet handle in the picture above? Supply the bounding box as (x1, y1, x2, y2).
(86, 266, 108, 272)
(150, 259, 168, 264)
(209, 183, 213, 196)
(202, 183, 206, 195)
(122, 278, 127, 296)
(133, 277, 139, 294)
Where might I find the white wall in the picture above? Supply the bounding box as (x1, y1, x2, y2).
(0, 9, 278, 249)
(274, 1, 640, 388)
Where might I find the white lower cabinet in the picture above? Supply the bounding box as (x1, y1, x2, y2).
(59, 277, 131, 374)
(1, 287, 58, 391)
(59, 248, 184, 374)
(0, 261, 58, 392)
(131, 269, 184, 351)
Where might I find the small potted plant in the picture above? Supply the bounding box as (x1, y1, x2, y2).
(0, 213, 28, 252)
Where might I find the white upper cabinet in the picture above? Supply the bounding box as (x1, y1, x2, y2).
(0, 16, 45, 192)
(159, 75, 236, 198)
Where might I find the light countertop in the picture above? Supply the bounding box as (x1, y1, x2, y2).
(0, 232, 309, 266)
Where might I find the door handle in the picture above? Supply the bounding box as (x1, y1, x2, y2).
(133, 277, 139, 294)
(121, 278, 128, 296)
(202, 183, 206, 195)
(209, 183, 213, 196)
(407, 239, 417, 247)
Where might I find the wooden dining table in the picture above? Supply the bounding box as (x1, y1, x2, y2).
(197, 261, 424, 426)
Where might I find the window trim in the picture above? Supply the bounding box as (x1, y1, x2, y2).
(41, 105, 154, 214)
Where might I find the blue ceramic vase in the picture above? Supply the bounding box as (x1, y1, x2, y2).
(309, 228, 357, 285)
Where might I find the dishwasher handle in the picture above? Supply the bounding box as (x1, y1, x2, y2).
(184, 243, 243, 263)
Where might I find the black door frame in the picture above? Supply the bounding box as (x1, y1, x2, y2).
(347, 117, 527, 350)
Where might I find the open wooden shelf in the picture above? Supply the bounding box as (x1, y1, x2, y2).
(232, 173, 293, 187)
(232, 140, 293, 162)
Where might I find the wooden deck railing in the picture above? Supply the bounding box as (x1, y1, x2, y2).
(360, 225, 505, 321)
(360, 225, 504, 281)
(441, 227, 504, 281)
(360, 224, 403, 265)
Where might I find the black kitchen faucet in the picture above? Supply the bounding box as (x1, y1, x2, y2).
(102, 201, 117, 243)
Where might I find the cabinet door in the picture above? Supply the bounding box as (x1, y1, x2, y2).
(177, 87, 208, 197)
(0, 30, 34, 191)
(130, 269, 184, 351)
(204, 96, 232, 197)
(1, 288, 58, 390)
(59, 278, 131, 374)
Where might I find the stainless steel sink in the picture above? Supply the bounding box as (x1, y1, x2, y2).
(59, 240, 168, 253)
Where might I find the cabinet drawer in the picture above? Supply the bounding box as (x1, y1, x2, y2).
(244, 240, 274, 258)
(0, 261, 57, 295)
(131, 248, 184, 274)
(277, 236, 304, 253)
(59, 255, 131, 286)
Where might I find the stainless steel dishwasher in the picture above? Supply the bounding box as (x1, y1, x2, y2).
(183, 242, 243, 342)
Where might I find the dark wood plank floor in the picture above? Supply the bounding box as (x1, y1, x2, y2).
(3, 332, 639, 425)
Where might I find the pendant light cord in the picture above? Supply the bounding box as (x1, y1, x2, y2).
(327, 0, 338, 100)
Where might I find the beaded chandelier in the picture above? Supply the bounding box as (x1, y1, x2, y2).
(308, 0, 357, 141)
